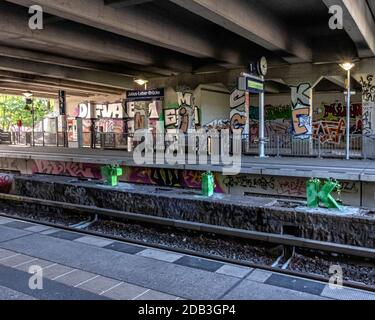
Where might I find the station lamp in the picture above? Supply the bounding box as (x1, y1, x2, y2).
(339, 62, 355, 160)
(23, 91, 33, 98)
(134, 78, 149, 89)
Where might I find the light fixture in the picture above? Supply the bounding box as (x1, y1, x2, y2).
(23, 91, 33, 98)
(134, 79, 149, 86)
(339, 62, 355, 71)
(339, 62, 355, 161)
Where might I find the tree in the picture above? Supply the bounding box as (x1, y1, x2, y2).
(0, 95, 54, 130)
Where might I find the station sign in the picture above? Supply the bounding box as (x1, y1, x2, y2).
(238, 75, 264, 94)
(126, 88, 164, 101)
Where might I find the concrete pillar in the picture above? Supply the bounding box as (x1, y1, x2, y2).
(290, 83, 313, 155)
(76, 117, 83, 148)
(360, 73, 375, 157)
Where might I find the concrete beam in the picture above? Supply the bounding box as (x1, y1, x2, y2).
(0, 73, 123, 95)
(149, 57, 375, 89)
(0, 89, 58, 99)
(325, 75, 347, 88)
(6, 0, 242, 65)
(0, 56, 134, 89)
(104, 0, 153, 8)
(369, 0, 375, 18)
(0, 82, 90, 97)
(323, 0, 375, 58)
(0, 2, 192, 73)
(0, 45, 151, 77)
(169, 0, 312, 63)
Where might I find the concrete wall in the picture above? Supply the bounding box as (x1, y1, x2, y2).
(200, 88, 230, 126)
(12, 175, 375, 248)
(0, 156, 373, 209)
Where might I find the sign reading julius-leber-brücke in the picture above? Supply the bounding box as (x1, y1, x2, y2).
(126, 89, 164, 100)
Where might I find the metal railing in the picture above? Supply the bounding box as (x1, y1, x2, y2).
(5, 130, 375, 160)
(242, 134, 366, 159)
(9, 131, 67, 147)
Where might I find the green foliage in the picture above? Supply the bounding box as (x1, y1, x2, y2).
(0, 95, 54, 130)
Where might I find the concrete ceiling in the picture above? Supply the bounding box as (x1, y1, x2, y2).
(0, 0, 373, 97)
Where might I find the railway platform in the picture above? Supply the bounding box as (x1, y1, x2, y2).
(1, 144, 375, 182)
(0, 215, 374, 301)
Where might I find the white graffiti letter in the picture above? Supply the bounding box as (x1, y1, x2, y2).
(29, 5, 44, 30)
(329, 265, 343, 289)
(329, 5, 343, 30)
(29, 265, 43, 290)
(133, 129, 153, 165)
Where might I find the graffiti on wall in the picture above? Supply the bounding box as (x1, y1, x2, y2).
(361, 74, 375, 103)
(126, 101, 147, 132)
(0, 173, 13, 194)
(313, 102, 362, 144)
(165, 91, 200, 133)
(203, 119, 231, 131)
(74, 102, 124, 119)
(230, 89, 247, 133)
(32, 160, 102, 180)
(0, 158, 21, 172)
(122, 167, 224, 193)
(361, 75, 375, 135)
(291, 83, 312, 140)
(249, 104, 292, 140)
(223, 175, 359, 198)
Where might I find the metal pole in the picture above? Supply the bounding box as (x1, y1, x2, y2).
(259, 77, 266, 158)
(346, 69, 351, 160)
(42, 119, 45, 147)
(32, 103, 35, 147)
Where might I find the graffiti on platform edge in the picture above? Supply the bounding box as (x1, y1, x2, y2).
(32, 160, 102, 180)
(123, 167, 224, 193)
(223, 176, 306, 196)
(0, 174, 14, 194)
(223, 175, 358, 197)
(0, 158, 21, 171)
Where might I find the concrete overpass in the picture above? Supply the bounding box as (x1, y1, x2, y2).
(0, 0, 373, 97)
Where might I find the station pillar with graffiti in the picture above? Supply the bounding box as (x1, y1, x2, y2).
(290, 83, 313, 155)
(360, 74, 375, 157)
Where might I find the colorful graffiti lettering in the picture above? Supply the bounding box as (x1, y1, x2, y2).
(291, 83, 312, 140)
(0, 174, 13, 194)
(230, 89, 247, 133)
(313, 119, 346, 144)
(123, 167, 224, 193)
(74, 102, 124, 119)
(165, 91, 200, 133)
(321, 102, 362, 119)
(313, 102, 363, 143)
(250, 105, 292, 121)
(32, 160, 102, 179)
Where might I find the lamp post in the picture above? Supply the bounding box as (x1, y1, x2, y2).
(23, 91, 34, 146)
(339, 63, 355, 160)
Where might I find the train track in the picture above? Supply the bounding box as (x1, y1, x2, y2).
(0, 192, 374, 293)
